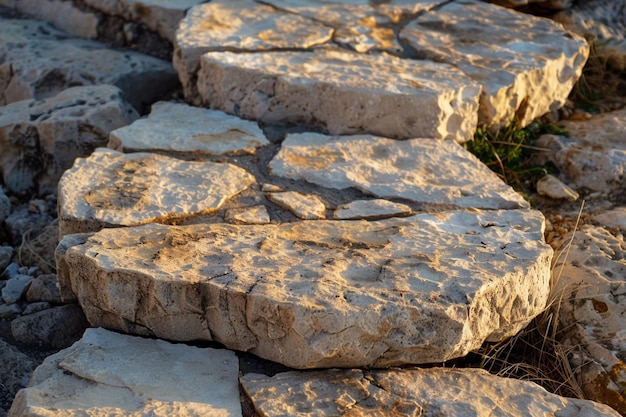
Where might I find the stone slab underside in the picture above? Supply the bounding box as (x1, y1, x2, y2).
(60, 210, 552, 369)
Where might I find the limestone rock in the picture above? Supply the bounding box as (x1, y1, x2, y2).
(269, 133, 529, 209)
(197, 49, 480, 142)
(59, 209, 552, 368)
(0, 18, 178, 111)
(1, 275, 33, 305)
(0, 184, 11, 223)
(0, 246, 13, 272)
(8, 327, 242, 417)
(11, 305, 89, 349)
(26, 274, 63, 304)
(108, 101, 269, 155)
(0, 85, 139, 195)
(224, 205, 271, 225)
(552, 226, 626, 415)
(0, 339, 37, 396)
(4, 206, 53, 246)
(265, 191, 326, 220)
(536, 174, 579, 201)
(592, 207, 626, 232)
(334, 199, 412, 220)
(58, 148, 256, 238)
(0, 302, 22, 319)
(173, 0, 333, 99)
(241, 367, 619, 416)
(488, 0, 573, 9)
(400, 0, 589, 129)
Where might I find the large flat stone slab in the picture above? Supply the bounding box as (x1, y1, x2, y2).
(0, 18, 178, 111)
(400, 0, 589, 129)
(269, 133, 529, 209)
(0, 85, 139, 196)
(9, 327, 242, 417)
(241, 368, 620, 416)
(58, 148, 255, 237)
(197, 49, 481, 142)
(108, 101, 269, 155)
(58, 209, 552, 368)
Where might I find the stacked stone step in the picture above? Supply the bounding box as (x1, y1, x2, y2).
(3, 0, 620, 416)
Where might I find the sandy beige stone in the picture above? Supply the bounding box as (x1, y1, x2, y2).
(334, 199, 412, 220)
(269, 133, 528, 209)
(265, 191, 326, 220)
(58, 148, 255, 237)
(59, 209, 551, 368)
(197, 49, 480, 142)
(536, 174, 579, 202)
(224, 205, 271, 225)
(400, 0, 589, 129)
(592, 207, 626, 232)
(108, 101, 269, 155)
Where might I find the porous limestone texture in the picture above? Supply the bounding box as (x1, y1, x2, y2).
(82, 0, 206, 42)
(58, 209, 552, 369)
(265, 191, 326, 220)
(0, 85, 139, 196)
(333, 199, 412, 220)
(240, 367, 620, 416)
(552, 226, 626, 415)
(108, 101, 269, 155)
(400, 0, 589, 129)
(269, 133, 529, 209)
(197, 49, 480, 142)
(58, 148, 255, 237)
(536, 174, 579, 202)
(0, 18, 178, 111)
(8, 327, 242, 417)
(224, 205, 270, 225)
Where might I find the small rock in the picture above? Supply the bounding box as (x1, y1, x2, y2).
(266, 191, 326, 220)
(536, 174, 579, 202)
(4, 206, 53, 246)
(0, 246, 13, 272)
(22, 302, 52, 316)
(0, 187, 10, 223)
(15, 219, 58, 275)
(224, 205, 271, 225)
(0, 302, 22, 319)
(0, 339, 37, 396)
(592, 207, 626, 232)
(333, 199, 412, 220)
(11, 304, 88, 349)
(1, 262, 20, 280)
(26, 274, 63, 304)
(1, 275, 33, 305)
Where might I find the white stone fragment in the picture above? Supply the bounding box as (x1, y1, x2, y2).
(536, 174, 579, 202)
(241, 367, 620, 416)
(9, 327, 242, 417)
(59, 209, 552, 368)
(592, 207, 626, 232)
(266, 191, 326, 220)
(224, 205, 271, 225)
(108, 101, 269, 155)
(400, 0, 589, 129)
(269, 133, 529, 209)
(333, 199, 412, 220)
(58, 148, 255, 237)
(197, 49, 481, 142)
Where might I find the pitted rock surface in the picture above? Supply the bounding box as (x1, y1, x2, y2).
(108, 101, 269, 155)
(197, 49, 480, 142)
(400, 0, 589, 129)
(58, 148, 255, 237)
(241, 367, 620, 416)
(333, 199, 412, 220)
(59, 209, 551, 369)
(269, 133, 529, 209)
(0, 85, 139, 196)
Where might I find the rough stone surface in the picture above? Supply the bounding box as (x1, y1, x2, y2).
(108, 101, 269, 155)
(26, 274, 63, 304)
(0, 188, 10, 223)
(269, 133, 529, 209)
(241, 367, 619, 416)
(488, 0, 573, 10)
(0, 18, 179, 111)
(58, 148, 256, 238)
(8, 327, 242, 417)
(59, 209, 552, 369)
(0, 339, 37, 396)
(552, 225, 626, 415)
(4, 207, 54, 247)
(197, 49, 481, 142)
(265, 191, 326, 220)
(1, 275, 33, 305)
(400, 0, 589, 129)
(224, 205, 270, 225)
(0, 246, 13, 272)
(0, 85, 139, 195)
(333, 199, 412, 220)
(11, 305, 88, 349)
(536, 174, 579, 202)
(592, 207, 626, 232)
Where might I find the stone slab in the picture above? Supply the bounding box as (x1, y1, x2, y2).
(197, 49, 481, 142)
(108, 101, 269, 155)
(240, 367, 620, 416)
(265, 191, 326, 220)
(59, 209, 552, 368)
(400, 0, 589, 129)
(333, 199, 412, 220)
(0, 85, 139, 196)
(8, 327, 242, 417)
(269, 133, 529, 209)
(58, 148, 255, 237)
(0, 18, 178, 111)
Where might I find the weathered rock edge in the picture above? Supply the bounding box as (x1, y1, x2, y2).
(58, 209, 552, 369)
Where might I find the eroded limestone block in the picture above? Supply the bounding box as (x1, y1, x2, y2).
(197, 49, 480, 142)
(333, 199, 412, 220)
(265, 191, 326, 220)
(241, 367, 619, 416)
(8, 327, 242, 417)
(0, 85, 139, 196)
(0, 18, 178, 111)
(59, 209, 552, 368)
(269, 133, 529, 209)
(552, 225, 626, 415)
(108, 101, 269, 155)
(400, 0, 589, 129)
(58, 148, 255, 238)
